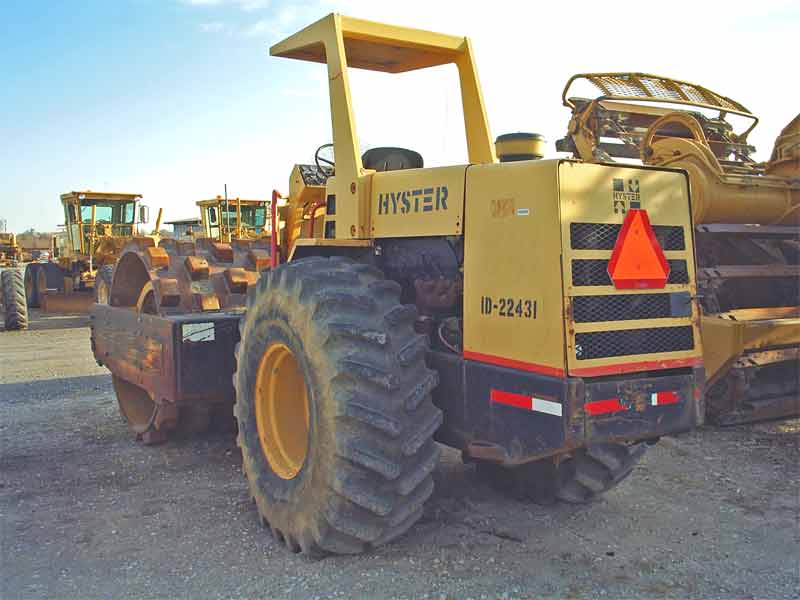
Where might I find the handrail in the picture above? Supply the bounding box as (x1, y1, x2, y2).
(271, 190, 282, 269)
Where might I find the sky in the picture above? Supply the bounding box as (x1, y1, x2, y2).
(0, 0, 797, 232)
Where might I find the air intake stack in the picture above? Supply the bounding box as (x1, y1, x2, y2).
(495, 132, 545, 162)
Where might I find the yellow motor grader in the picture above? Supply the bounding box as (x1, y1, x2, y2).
(556, 74, 799, 424)
(195, 196, 272, 241)
(24, 191, 159, 313)
(92, 15, 706, 555)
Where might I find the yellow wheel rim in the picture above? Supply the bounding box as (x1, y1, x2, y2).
(96, 279, 109, 304)
(255, 343, 310, 480)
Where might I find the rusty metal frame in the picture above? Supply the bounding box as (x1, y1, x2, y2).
(562, 73, 758, 138)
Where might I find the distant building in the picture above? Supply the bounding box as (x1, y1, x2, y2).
(165, 217, 201, 238)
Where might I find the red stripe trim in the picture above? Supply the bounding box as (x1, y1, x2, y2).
(585, 398, 627, 415)
(464, 350, 565, 378)
(570, 356, 702, 377)
(490, 389, 531, 410)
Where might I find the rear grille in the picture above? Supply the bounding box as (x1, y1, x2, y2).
(569, 219, 694, 364)
(570, 223, 620, 250)
(570, 223, 685, 250)
(572, 293, 691, 323)
(575, 326, 694, 360)
(653, 226, 686, 251)
(572, 259, 690, 286)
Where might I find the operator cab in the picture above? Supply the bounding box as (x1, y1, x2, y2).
(197, 197, 271, 241)
(60, 191, 143, 255)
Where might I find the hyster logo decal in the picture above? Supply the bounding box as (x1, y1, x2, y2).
(612, 178, 641, 214)
(377, 186, 449, 215)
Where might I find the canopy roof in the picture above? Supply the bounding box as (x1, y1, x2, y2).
(60, 191, 142, 203)
(195, 198, 268, 207)
(270, 13, 468, 73)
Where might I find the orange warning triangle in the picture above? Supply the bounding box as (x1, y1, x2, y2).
(607, 209, 670, 289)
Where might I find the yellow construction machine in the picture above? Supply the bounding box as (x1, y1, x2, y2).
(92, 15, 706, 555)
(0, 232, 27, 331)
(557, 74, 799, 424)
(195, 196, 272, 241)
(25, 191, 160, 313)
(0, 233, 21, 267)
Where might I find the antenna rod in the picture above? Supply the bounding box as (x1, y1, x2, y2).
(224, 184, 229, 242)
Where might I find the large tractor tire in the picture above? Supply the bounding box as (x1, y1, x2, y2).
(234, 257, 442, 556)
(94, 264, 114, 304)
(477, 442, 646, 504)
(2, 269, 29, 331)
(24, 263, 41, 307)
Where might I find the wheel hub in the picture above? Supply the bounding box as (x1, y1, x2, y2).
(255, 343, 310, 480)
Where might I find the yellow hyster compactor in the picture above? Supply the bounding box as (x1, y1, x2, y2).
(557, 74, 799, 424)
(24, 191, 159, 314)
(92, 15, 706, 555)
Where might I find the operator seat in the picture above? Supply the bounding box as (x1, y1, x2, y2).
(361, 147, 423, 172)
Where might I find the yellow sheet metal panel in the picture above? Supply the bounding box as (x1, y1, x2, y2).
(700, 309, 800, 382)
(463, 160, 566, 376)
(371, 166, 465, 238)
(558, 161, 703, 376)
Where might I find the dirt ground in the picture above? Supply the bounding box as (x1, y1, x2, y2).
(1, 310, 798, 599)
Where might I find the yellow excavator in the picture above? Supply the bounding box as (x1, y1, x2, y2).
(557, 74, 799, 424)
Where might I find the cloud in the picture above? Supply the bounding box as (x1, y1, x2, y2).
(180, 0, 269, 11)
(244, 5, 304, 38)
(198, 21, 227, 33)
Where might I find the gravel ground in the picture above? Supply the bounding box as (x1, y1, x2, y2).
(1, 310, 798, 599)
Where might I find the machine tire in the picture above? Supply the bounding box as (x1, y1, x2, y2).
(95, 264, 114, 304)
(477, 442, 646, 504)
(234, 256, 441, 556)
(24, 263, 41, 307)
(2, 269, 29, 331)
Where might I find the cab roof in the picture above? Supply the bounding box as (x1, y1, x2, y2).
(270, 13, 468, 73)
(60, 191, 142, 203)
(196, 198, 268, 207)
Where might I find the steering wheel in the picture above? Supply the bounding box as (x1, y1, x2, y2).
(314, 143, 335, 177)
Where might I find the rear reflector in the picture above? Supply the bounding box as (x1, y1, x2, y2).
(651, 390, 680, 406)
(585, 398, 627, 415)
(607, 209, 670, 289)
(490, 389, 563, 417)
